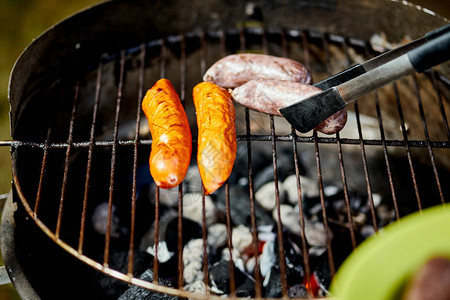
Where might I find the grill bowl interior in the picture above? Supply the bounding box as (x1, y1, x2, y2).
(3, 0, 450, 299)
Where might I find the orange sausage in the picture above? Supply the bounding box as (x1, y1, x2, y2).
(142, 79, 192, 189)
(193, 82, 237, 195)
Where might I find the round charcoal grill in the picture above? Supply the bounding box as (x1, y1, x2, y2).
(1, 0, 449, 299)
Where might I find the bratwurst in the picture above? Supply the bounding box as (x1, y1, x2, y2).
(142, 79, 192, 189)
(203, 53, 312, 88)
(193, 82, 237, 195)
(231, 79, 347, 134)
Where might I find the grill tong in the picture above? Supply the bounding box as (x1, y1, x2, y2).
(280, 24, 450, 133)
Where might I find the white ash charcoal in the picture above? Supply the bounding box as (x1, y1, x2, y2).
(309, 246, 327, 257)
(377, 203, 395, 225)
(91, 202, 125, 238)
(372, 193, 382, 207)
(361, 225, 375, 238)
(258, 225, 276, 242)
(221, 247, 242, 261)
(207, 223, 228, 248)
(304, 218, 329, 247)
(232, 225, 253, 253)
(273, 204, 302, 235)
(283, 175, 320, 204)
(146, 241, 174, 263)
(183, 239, 204, 264)
(182, 193, 219, 225)
(353, 212, 367, 226)
(246, 256, 257, 274)
(324, 185, 340, 197)
(183, 260, 204, 284)
(255, 181, 285, 211)
(277, 204, 329, 247)
(183, 280, 206, 294)
(181, 232, 205, 286)
(260, 240, 276, 278)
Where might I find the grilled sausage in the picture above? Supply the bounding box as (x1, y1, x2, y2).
(231, 79, 347, 134)
(142, 78, 192, 189)
(203, 53, 312, 88)
(193, 82, 237, 195)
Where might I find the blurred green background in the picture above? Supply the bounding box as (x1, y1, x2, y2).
(0, 0, 447, 299)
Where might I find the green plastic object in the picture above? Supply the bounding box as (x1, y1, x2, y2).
(330, 205, 450, 300)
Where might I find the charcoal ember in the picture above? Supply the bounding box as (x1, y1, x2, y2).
(253, 145, 299, 191)
(119, 269, 180, 300)
(263, 265, 282, 298)
(288, 284, 309, 298)
(91, 202, 127, 238)
(235, 275, 262, 297)
(284, 244, 306, 287)
(209, 260, 247, 295)
(260, 230, 305, 289)
(376, 203, 395, 226)
(330, 230, 365, 269)
(140, 214, 202, 256)
(256, 181, 286, 211)
(277, 230, 305, 286)
(216, 186, 274, 226)
(300, 184, 345, 219)
(312, 254, 332, 294)
(92, 250, 153, 298)
(227, 144, 252, 186)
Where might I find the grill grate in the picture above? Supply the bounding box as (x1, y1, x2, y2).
(4, 27, 450, 299)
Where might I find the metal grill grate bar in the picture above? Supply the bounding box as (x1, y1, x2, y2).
(56, 82, 80, 239)
(128, 43, 147, 276)
(393, 82, 423, 211)
(412, 74, 445, 204)
(78, 60, 104, 253)
(104, 50, 127, 267)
